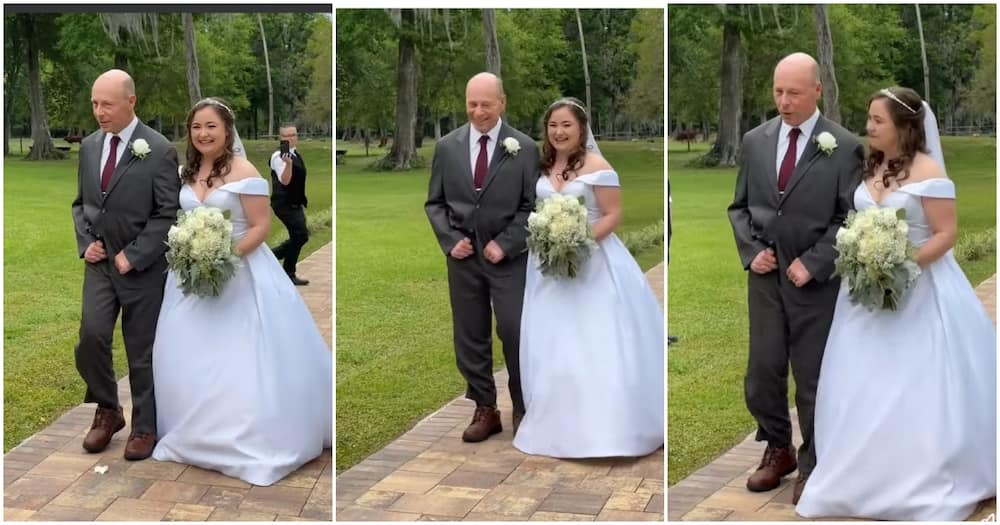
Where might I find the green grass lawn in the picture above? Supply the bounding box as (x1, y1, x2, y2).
(667, 136, 997, 485)
(3, 138, 332, 452)
(336, 139, 665, 472)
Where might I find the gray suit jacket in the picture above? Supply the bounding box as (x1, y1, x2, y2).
(71, 121, 181, 273)
(728, 115, 863, 282)
(425, 122, 539, 257)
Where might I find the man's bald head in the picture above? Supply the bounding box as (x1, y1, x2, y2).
(92, 69, 137, 134)
(772, 52, 822, 126)
(466, 72, 506, 134)
(775, 53, 821, 85)
(94, 69, 136, 99)
(466, 72, 505, 99)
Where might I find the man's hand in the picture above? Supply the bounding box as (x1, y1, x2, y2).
(750, 247, 777, 274)
(114, 251, 133, 275)
(786, 257, 812, 287)
(450, 237, 474, 259)
(484, 240, 505, 264)
(84, 240, 107, 263)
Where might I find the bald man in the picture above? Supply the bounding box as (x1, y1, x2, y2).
(425, 72, 539, 442)
(71, 69, 181, 460)
(727, 53, 863, 502)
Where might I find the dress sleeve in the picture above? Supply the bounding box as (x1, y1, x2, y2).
(898, 178, 955, 199)
(220, 177, 270, 196)
(576, 170, 620, 187)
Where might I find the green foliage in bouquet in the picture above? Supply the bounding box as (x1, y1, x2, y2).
(833, 207, 921, 311)
(526, 194, 597, 279)
(165, 207, 242, 297)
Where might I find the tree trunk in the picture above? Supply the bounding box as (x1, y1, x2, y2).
(415, 106, 427, 149)
(257, 13, 274, 137)
(4, 104, 10, 156)
(434, 118, 442, 140)
(705, 19, 742, 167)
(26, 17, 63, 161)
(814, 5, 841, 123)
(483, 9, 501, 75)
(575, 9, 592, 113)
(915, 5, 930, 104)
(183, 13, 202, 106)
(385, 9, 419, 170)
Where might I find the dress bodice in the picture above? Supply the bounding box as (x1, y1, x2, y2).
(536, 170, 620, 224)
(179, 178, 270, 239)
(854, 178, 955, 246)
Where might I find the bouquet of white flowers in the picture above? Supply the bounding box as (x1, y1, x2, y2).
(526, 194, 597, 279)
(833, 207, 921, 311)
(165, 207, 241, 297)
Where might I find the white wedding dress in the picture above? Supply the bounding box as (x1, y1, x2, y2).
(796, 178, 996, 520)
(151, 178, 332, 486)
(513, 170, 664, 458)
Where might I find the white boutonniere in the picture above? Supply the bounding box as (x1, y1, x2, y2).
(177, 164, 185, 181)
(131, 138, 151, 159)
(502, 137, 521, 156)
(815, 132, 837, 156)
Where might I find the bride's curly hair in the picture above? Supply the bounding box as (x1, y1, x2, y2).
(182, 97, 236, 187)
(541, 97, 589, 181)
(864, 87, 928, 188)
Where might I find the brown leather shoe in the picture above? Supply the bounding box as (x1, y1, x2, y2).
(792, 474, 807, 504)
(82, 406, 125, 453)
(746, 444, 797, 492)
(462, 406, 502, 442)
(124, 431, 157, 460)
(512, 412, 523, 437)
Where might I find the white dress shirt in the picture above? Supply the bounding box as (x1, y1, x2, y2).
(469, 118, 502, 177)
(99, 115, 139, 179)
(775, 108, 821, 179)
(270, 147, 298, 185)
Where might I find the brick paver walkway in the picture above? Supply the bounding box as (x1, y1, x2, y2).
(3, 243, 333, 521)
(336, 262, 666, 521)
(668, 274, 998, 521)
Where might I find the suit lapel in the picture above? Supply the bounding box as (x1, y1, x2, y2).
(763, 119, 781, 195)
(454, 123, 478, 198)
(104, 122, 143, 198)
(779, 117, 825, 204)
(478, 124, 512, 196)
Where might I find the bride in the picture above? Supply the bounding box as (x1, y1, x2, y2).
(150, 98, 332, 486)
(512, 97, 664, 458)
(795, 87, 996, 520)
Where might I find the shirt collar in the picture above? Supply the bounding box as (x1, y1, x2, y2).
(779, 109, 820, 142)
(107, 115, 139, 148)
(469, 118, 503, 147)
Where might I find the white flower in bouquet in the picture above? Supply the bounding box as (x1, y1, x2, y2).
(165, 206, 241, 297)
(526, 193, 596, 278)
(833, 207, 921, 311)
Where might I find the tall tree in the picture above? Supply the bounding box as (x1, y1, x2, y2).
(4, 15, 26, 156)
(625, 9, 664, 129)
(814, 4, 841, 123)
(915, 4, 930, 103)
(183, 13, 201, 106)
(575, 9, 592, 113)
(706, 10, 743, 167)
(300, 14, 332, 133)
(383, 8, 419, 170)
(257, 14, 274, 137)
(21, 15, 64, 160)
(99, 13, 160, 70)
(483, 9, 501, 75)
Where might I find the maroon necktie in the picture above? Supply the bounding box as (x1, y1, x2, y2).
(101, 135, 121, 193)
(777, 127, 800, 193)
(473, 135, 488, 190)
